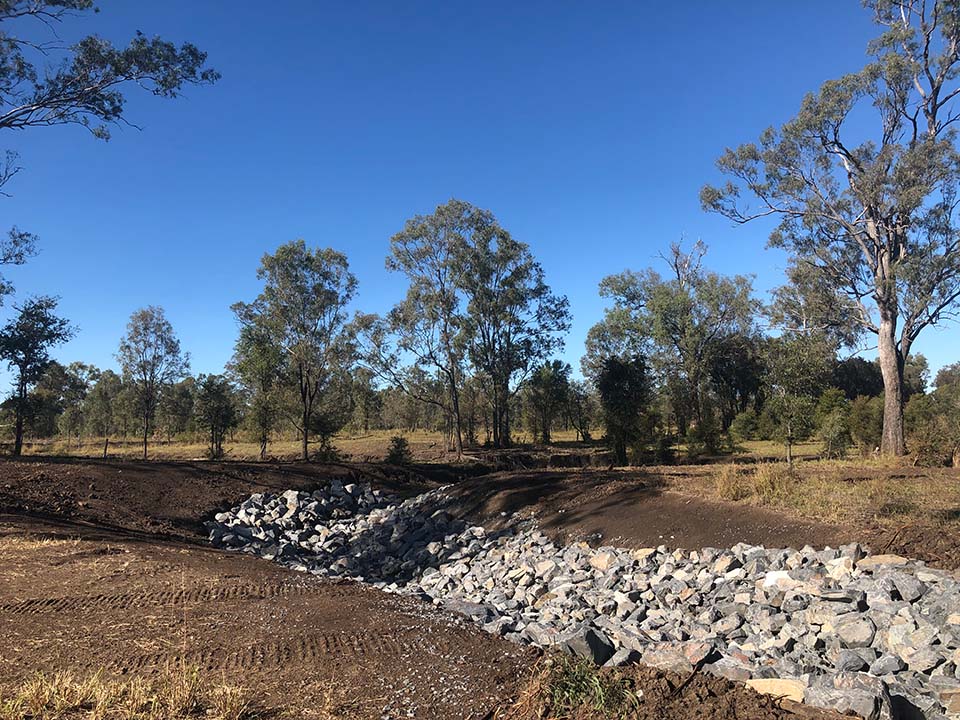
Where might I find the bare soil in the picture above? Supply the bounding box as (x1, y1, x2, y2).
(0, 457, 889, 718)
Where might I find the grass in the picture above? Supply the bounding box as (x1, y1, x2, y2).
(497, 655, 641, 720)
(19, 430, 451, 463)
(19, 427, 602, 463)
(695, 452, 960, 529)
(0, 665, 262, 720)
(713, 463, 797, 505)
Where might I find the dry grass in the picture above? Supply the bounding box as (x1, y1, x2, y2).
(21, 430, 451, 463)
(0, 665, 263, 720)
(713, 463, 796, 505)
(697, 454, 960, 529)
(713, 464, 750, 501)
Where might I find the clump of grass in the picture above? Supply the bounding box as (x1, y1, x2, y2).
(0, 665, 262, 720)
(499, 655, 641, 720)
(714, 464, 750, 501)
(750, 463, 796, 505)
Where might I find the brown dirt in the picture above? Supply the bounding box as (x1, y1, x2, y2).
(444, 468, 856, 551)
(0, 515, 531, 719)
(0, 457, 893, 718)
(501, 661, 843, 720)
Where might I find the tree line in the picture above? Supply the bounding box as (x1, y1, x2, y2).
(3, 219, 959, 467)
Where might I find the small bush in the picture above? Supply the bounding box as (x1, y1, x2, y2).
(714, 464, 750, 501)
(312, 436, 341, 462)
(849, 395, 883, 454)
(819, 407, 852, 459)
(508, 656, 640, 719)
(385, 435, 413, 465)
(729, 409, 759, 442)
(751, 463, 796, 504)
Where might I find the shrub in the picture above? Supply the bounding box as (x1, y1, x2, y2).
(385, 435, 413, 465)
(905, 393, 954, 467)
(819, 407, 852, 459)
(729, 409, 760, 442)
(849, 395, 883, 454)
(536, 656, 640, 718)
(815, 388, 848, 427)
(714, 464, 750, 501)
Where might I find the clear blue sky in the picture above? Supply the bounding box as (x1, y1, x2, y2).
(3, 1, 957, 383)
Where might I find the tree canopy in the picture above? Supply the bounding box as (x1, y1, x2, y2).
(702, 0, 960, 455)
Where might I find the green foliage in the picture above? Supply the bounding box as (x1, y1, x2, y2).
(385, 435, 413, 465)
(194, 374, 239, 459)
(158, 378, 196, 441)
(0, 2, 217, 294)
(819, 408, 852, 459)
(359, 199, 570, 451)
(763, 334, 832, 464)
(84, 370, 123, 457)
(904, 369, 960, 466)
(565, 380, 597, 442)
(233, 240, 357, 461)
(591, 241, 759, 440)
(458, 213, 571, 448)
(701, 2, 960, 455)
(729, 408, 760, 442)
(849, 395, 884, 454)
(903, 354, 930, 400)
(0, 296, 74, 455)
(831, 357, 884, 400)
(539, 656, 640, 718)
(815, 388, 848, 426)
(231, 324, 285, 459)
(117, 306, 189, 459)
(524, 360, 571, 444)
(596, 356, 657, 466)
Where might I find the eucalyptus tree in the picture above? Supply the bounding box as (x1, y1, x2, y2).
(702, 1, 960, 455)
(376, 199, 480, 457)
(596, 355, 657, 466)
(194, 374, 239, 459)
(458, 224, 571, 447)
(233, 241, 357, 461)
(54, 361, 99, 447)
(593, 241, 758, 441)
(0, 296, 74, 455)
(0, 0, 217, 295)
(566, 380, 598, 442)
(359, 199, 570, 452)
(84, 369, 123, 458)
(762, 334, 833, 467)
(231, 323, 285, 460)
(117, 306, 189, 460)
(524, 359, 572, 444)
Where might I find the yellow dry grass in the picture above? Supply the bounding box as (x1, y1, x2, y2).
(696, 454, 960, 529)
(0, 665, 262, 720)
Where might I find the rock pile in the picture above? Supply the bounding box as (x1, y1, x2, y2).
(208, 483, 960, 719)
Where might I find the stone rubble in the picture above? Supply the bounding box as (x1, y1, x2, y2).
(207, 481, 960, 719)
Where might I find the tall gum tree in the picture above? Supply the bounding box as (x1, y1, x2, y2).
(233, 241, 357, 462)
(701, 0, 960, 456)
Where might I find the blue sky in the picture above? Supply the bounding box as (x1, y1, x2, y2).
(2, 1, 957, 383)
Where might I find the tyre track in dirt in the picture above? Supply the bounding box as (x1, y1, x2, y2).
(0, 579, 352, 615)
(114, 629, 447, 673)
